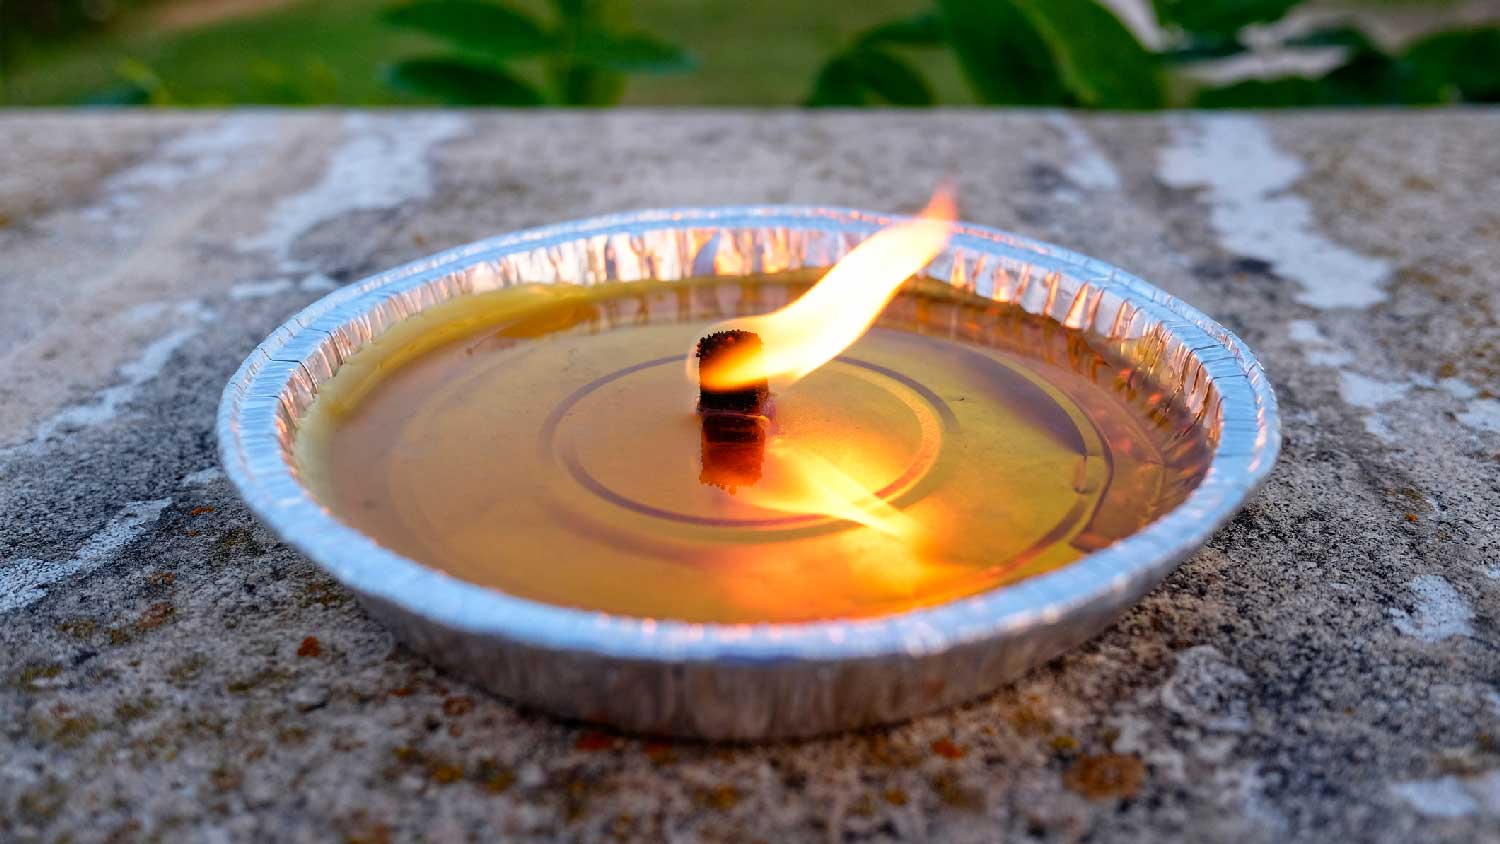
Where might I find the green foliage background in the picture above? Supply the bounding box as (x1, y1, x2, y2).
(0, 0, 1495, 107)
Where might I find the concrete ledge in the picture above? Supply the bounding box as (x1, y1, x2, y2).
(1, 110, 1497, 843)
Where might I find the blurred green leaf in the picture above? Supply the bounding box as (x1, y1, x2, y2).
(383, 0, 688, 104)
(1151, 0, 1299, 40)
(303, 59, 346, 103)
(935, 0, 1068, 105)
(1404, 26, 1500, 102)
(807, 9, 942, 107)
(806, 46, 934, 107)
(1323, 50, 1438, 104)
(247, 58, 344, 105)
(937, 0, 1161, 107)
(114, 57, 175, 105)
(847, 49, 933, 105)
(383, 57, 545, 104)
(550, 0, 587, 22)
(857, 11, 947, 48)
(807, 55, 864, 106)
(572, 31, 697, 73)
(383, 0, 553, 58)
(552, 63, 626, 104)
(1012, 0, 1164, 108)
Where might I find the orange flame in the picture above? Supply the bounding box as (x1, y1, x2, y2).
(694, 188, 957, 390)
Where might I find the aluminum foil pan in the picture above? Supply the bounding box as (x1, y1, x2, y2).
(218, 207, 1279, 739)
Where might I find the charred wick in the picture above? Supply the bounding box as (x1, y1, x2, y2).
(696, 330, 770, 492)
(696, 330, 769, 414)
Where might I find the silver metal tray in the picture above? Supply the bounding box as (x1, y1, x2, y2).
(218, 206, 1279, 739)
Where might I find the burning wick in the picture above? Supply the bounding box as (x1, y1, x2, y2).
(691, 188, 957, 535)
(696, 330, 772, 493)
(696, 330, 770, 415)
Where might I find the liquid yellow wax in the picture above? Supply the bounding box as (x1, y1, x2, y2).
(294, 274, 1210, 623)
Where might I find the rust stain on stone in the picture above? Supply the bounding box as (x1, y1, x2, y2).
(930, 738, 966, 759)
(642, 740, 676, 765)
(864, 734, 921, 767)
(428, 760, 463, 784)
(136, 601, 175, 632)
(344, 817, 392, 844)
(297, 636, 322, 658)
(562, 777, 593, 823)
(300, 580, 347, 608)
(574, 730, 617, 752)
(15, 661, 62, 691)
(1063, 753, 1146, 800)
(930, 773, 982, 810)
(1008, 704, 1054, 737)
(473, 758, 515, 794)
(210, 766, 242, 792)
(698, 784, 740, 811)
(56, 618, 96, 640)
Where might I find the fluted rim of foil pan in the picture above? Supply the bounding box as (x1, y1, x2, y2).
(219, 206, 1278, 732)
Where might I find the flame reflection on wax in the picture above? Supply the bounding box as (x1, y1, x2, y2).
(737, 440, 920, 539)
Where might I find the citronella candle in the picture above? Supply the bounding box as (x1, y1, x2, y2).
(222, 203, 1275, 738)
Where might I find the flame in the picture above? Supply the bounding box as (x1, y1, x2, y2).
(694, 188, 957, 390)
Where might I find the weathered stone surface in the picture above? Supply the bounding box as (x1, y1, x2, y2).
(1, 110, 1497, 844)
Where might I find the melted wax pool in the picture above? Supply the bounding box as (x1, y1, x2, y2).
(295, 272, 1211, 623)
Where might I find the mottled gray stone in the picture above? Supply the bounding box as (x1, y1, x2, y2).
(1, 110, 1497, 844)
